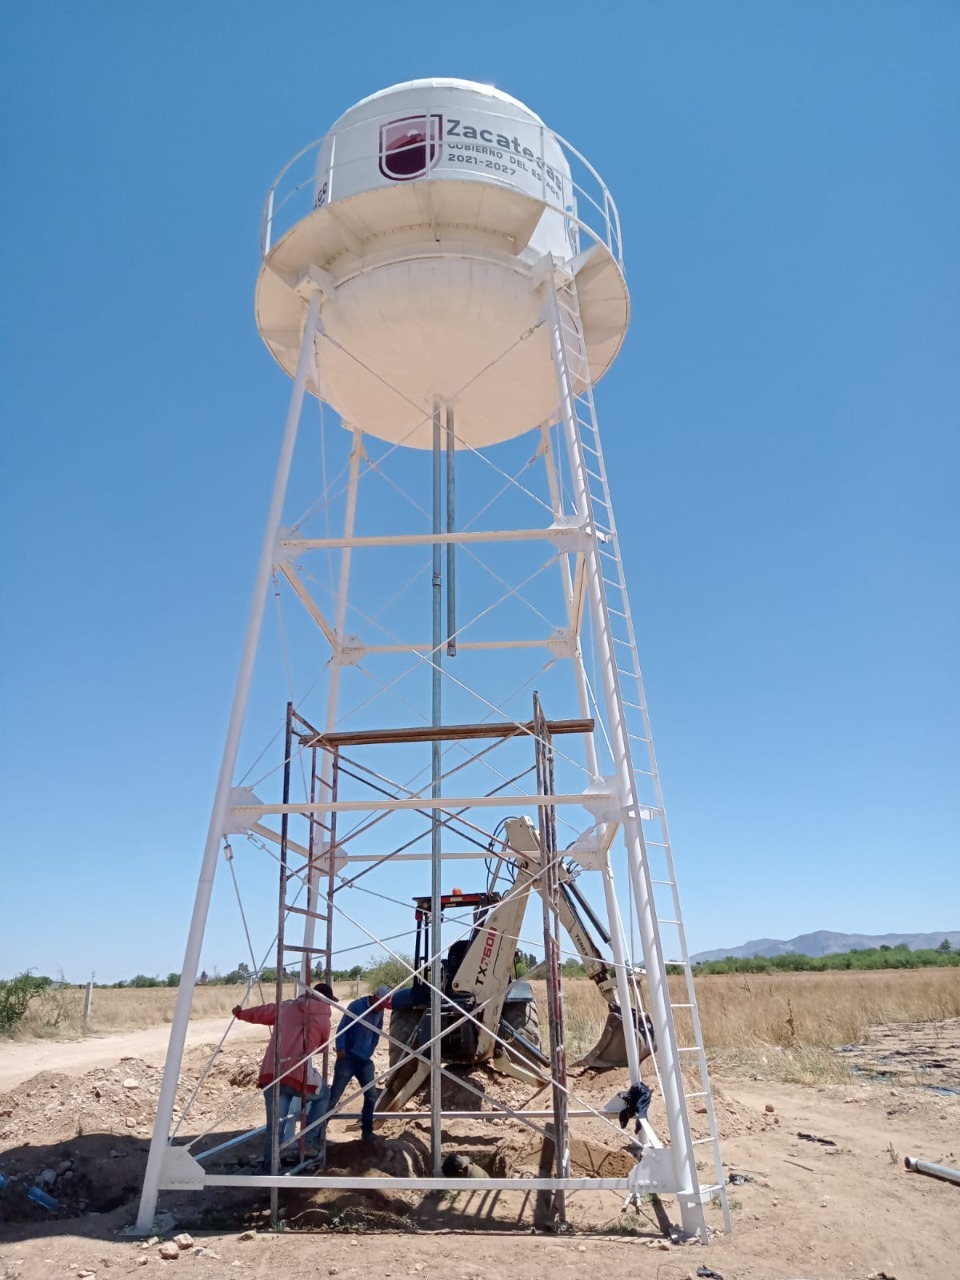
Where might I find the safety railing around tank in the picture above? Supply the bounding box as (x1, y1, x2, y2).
(259, 102, 623, 271)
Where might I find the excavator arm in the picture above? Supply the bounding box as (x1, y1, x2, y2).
(504, 816, 656, 1071)
(553, 872, 619, 1003)
(449, 857, 539, 1060)
(381, 815, 653, 1118)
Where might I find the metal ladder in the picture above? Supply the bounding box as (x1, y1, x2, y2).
(552, 268, 730, 1232)
(274, 705, 331, 993)
(266, 703, 332, 1199)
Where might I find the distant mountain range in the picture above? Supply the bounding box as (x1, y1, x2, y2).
(690, 929, 960, 963)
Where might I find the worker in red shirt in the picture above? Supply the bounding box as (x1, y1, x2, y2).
(233, 982, 333, 1169)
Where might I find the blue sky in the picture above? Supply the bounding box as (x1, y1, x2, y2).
(1, 2, 957, 984)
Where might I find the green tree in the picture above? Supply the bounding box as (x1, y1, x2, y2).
(363, 953, 414, 992)
(0, 972, 51, 1033)
(222, 960, 253, 985)
(937, 938, 953, 953)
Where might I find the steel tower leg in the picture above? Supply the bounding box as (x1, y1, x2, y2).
(544, 270, 708, 1241)
(299, 428, 363, 975)
(429, 402, 444, 1175)
(136, 293, 323, 1233)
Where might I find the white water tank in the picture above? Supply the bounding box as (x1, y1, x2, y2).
(255, 78, 628, 449)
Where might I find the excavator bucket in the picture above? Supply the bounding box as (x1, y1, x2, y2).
(573, 1008, 656, 1073)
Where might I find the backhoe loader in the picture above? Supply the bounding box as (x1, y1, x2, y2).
(379, 817, 655, 1113)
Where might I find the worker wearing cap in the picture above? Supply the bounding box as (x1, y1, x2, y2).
(324, 985, 392, 1142)
(232, 982, 333, 1170)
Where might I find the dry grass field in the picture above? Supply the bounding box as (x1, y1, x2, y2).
(689, 966, 960, 1047)
(13, 968, 960, 1078)
(557, 967, 960, 1081)
(11, 980, 360, 1039)
(683, 967, 960, 1082)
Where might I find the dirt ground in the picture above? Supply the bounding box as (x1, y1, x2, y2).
(0, 1018, 957, 1280)
(0, 1022, 266, 1094)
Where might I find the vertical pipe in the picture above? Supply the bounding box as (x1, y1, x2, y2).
(271, 701, 294, 1223)
(323, 749, 340, 1003)
(137, 291, 322, 1234)
(82, 980, 93, 1027)
(534, 695, 568, 1225)
(305, 747, 318, 986)
(445, 406, 456, 658)
(430, 401, 444, 1176)
(318, 747, 339, 1171)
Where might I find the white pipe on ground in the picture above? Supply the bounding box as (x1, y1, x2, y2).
(904, 1156, 960, 1187)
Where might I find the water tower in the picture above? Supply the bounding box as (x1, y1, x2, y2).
(137, 79, 728, 1241)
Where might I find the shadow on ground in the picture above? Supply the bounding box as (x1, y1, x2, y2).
(0, 1121, 664, 1243)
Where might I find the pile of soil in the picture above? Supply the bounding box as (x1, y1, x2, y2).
(0, 1043, 646, 1232)
(0, 1046, 264, 1224)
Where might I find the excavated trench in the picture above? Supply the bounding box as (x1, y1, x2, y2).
(276, 1121, 635, 1232)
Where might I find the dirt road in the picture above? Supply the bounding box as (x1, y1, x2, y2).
(0, 1018, 264, 1090)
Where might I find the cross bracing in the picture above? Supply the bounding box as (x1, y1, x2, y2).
(137, 263, 728, 1244)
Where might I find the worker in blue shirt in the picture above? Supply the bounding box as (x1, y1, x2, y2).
(325, 985, 392, 1141)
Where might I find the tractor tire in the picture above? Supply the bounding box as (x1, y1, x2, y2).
(501, 996, 541, 1067)
(387, 1005, 425, 1068)
(380, 1005, 429, 1109)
